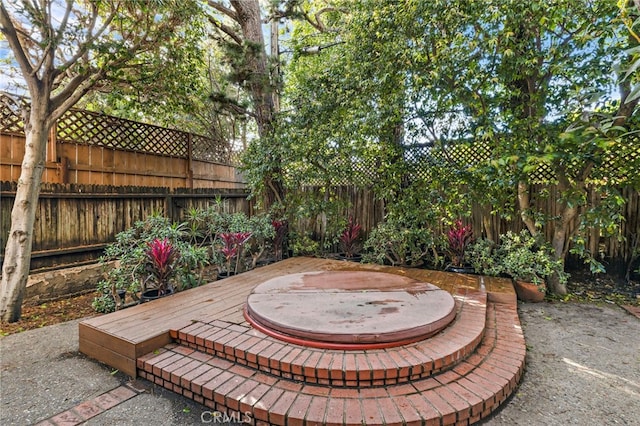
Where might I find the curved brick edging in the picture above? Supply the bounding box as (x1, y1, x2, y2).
(244, 270, 458, 348)
(243, 304, 455, 350)
(170, 289, 486, 387)
(137, 299, 525, 425)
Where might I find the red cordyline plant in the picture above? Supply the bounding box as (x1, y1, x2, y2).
(218, 232, 252, 274)
(447, 220, 473, 267)
(145, 238, 179, 294)
(340, 216, 362, 258)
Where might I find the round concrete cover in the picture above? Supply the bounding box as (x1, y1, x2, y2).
(246, 271, 456, 345)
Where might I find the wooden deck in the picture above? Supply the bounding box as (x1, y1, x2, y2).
(79, 257, 515, 378)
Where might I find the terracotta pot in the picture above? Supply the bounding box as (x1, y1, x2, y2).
(513, 280, 546, 303)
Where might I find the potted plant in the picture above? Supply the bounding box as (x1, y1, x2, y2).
(141, 238, 179, 302)
(500, 230, 567, 301)
(217, 231, 252, 279)
(472, 230, 569, 302)
(339, 216, 362, 261)
(445, 219, 475, 273)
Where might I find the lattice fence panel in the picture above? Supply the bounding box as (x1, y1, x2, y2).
(600, 134, 640, 184)
(192, 134, 231, 164)
(3, 92, 638, 182)
(57, 109, 188, 157)
(0, 93, 26, 135)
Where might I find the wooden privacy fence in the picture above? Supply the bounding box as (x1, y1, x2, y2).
(298, 184, 640, 274)
(0, 93, 245, 189)
(0, 182, 251, 271)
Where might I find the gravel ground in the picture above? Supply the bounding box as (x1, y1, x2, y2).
(483, 302, 640, 426)
(1, 301, 639, 425)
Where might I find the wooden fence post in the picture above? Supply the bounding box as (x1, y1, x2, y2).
(164, 194, 175, 222)
(187, 133, 194, 189)
(47, 120, 57, 163)
(49, 120, 69, 184)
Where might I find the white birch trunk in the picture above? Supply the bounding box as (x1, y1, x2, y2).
(0, 105, 48, 322)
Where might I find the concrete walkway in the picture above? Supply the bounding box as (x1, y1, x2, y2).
(0, 319, 219, 425)
(2, 301, 638, 425)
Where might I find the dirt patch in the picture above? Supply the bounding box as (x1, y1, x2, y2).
(566, 269, 640, 304)
(0, 292, 99, 336)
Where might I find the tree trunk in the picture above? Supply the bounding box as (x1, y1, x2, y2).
(547, 202, 577, 296)
(0, 107, 48, 322)
(517, 181, 538, 236)
(230, 0, 285, 210)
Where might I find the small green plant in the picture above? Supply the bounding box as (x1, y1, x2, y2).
(289, 230, 320, 256)
(362, 218, 434, 267)
(468, 230, 569, 289)
(91, 288, 116, 313)
(467, 238, 502, 277)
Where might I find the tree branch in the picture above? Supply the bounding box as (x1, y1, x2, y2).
(207, 1, 238, 21)
(58, 6, 115, 74)
(206, 14, 243, 45)
(49, 70, 106, 125)
(0, 3, 36, 83)
(614, 79, 640, 128)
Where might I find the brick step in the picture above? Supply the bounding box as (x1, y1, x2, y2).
(137, 300, 525, 426)
(168, 289, 487, 387)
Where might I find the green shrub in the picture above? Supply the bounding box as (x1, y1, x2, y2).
(467, 230, 569, 288)
(362, 217, 434, 267)
(92, 213, 208, 313)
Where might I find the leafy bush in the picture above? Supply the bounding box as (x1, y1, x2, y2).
(362, 217, 434, 267)
(467, 230, 569, 288)
(467, 238, 502, 277)
(92, 214, 208, 313)
(289, 230, 320, 256)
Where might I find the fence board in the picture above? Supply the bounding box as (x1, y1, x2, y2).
(0, 182, 251, 271)
(296, 184, 640, 274)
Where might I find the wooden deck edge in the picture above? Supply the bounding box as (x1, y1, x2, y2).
(483, 275, 517, 305)
(79, 331, 137, 377)
(79, 321, 173, 378)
